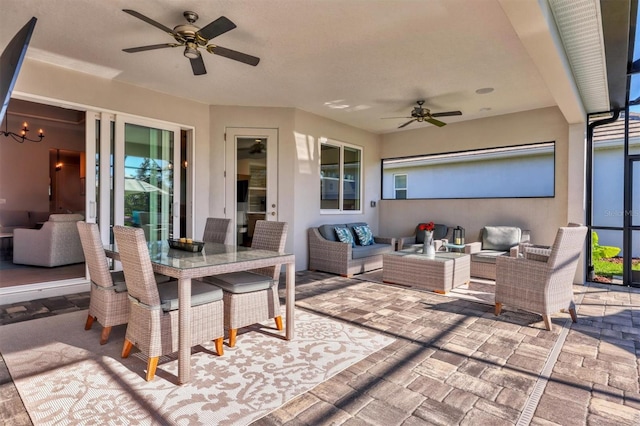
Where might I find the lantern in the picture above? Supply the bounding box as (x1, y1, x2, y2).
(453, 226, 465, 245)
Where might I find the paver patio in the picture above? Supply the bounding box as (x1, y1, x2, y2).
(1, 271, 639, 425)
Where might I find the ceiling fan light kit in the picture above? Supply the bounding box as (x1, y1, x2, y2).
(122, 9, 260, 76)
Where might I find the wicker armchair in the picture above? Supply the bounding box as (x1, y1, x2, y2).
(204, 220, 288, 347)
(494, 223, 588, 331)
(113, 225, 225, 381)
(77, 221, 171, 345)
(203, 217, 231, 244)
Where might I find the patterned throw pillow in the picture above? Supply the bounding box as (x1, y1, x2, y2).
(353, 225, 374, 246)
(334, 227, 355, 247)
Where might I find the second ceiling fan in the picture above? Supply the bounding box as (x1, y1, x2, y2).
(383, 100, 462, 128)
(122, 9, 260, 76)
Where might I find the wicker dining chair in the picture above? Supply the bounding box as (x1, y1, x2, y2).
(494, 223, 588, 331)
(77, 221, 171, 345)
(203, 217, 231, 244)
(204, 220, 288, 347)
(113, 225, 225, 381)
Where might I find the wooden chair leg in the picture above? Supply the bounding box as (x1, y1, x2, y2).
(494, 302, 502, 316)
(85, 315, 95, 330)
(542, 315, 553, 331)
(214, 337, 224, 356)
(121, 339, 133, 358)
(274, 316, 283, 331)
(229, 329, 237, 348)
(99, 326, 112, 345)
(569, 307, 578, 323)
(146, 357, 159, 381)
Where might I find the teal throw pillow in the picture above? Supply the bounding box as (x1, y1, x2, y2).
(353, 225, 374, 246)
(335, 227, 355, 247)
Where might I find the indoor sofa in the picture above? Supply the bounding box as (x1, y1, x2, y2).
(464, 225, 530, 280)
(13, 214, 85, 267)
(308, 222, 395, 277)
(0, 209, 51, 233)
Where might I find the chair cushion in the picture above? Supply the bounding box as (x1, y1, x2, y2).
(110, 270, 171, 292)
(352, 243, 394, 259)
(318, 224, 345, 241)
(335, 227, 355, 247)
(157, 280, 223, 312)
(471, 250, 508, 264)
(416, 223, 448, 243)
(353, 225, 374, 246)
(482, 226, 521, 251)
(204, 271, 275, 294)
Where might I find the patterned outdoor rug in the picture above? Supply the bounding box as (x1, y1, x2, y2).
(0, 308, 393, 425)
(356, 269, 495, 305)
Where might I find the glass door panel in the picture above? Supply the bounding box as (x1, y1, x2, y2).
(123, 122, 177, 242)
(225, 128, 278, 246)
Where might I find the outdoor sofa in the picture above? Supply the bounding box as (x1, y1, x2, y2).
(308, 222, 395, 277)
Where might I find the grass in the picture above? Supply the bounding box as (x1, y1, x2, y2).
(593, 257, 640, 279)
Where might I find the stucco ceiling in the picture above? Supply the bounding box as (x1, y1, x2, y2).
(0, 0, 611, 134)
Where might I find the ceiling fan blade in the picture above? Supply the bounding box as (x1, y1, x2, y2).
(207, 45, 260, 66)
(398, 119, 416, 129)
(123, 43, 179, 53)
(190, 55, 207, 75)
(431, 110, 462, 117)
(426, 117, 447, 127)
(122, 9, 184, 41)
(198, 16, 237, 41)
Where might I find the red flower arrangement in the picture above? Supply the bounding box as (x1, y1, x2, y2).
(418, 222, 435, 232)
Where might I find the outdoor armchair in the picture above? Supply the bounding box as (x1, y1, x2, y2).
(77, 221, 170, 344)
(494, 223, 588, 331)
(464, 226, 530, 280)
(202, 217, 232, 244)
(203, 220, 288, 347)
(113, 225, 225, 381)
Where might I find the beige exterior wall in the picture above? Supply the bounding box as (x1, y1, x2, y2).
(379, 106, 574, 255)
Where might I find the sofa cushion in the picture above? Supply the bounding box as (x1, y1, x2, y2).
(482, 226, 521, 251)
(471, 250, 508, 264)
(416, 223, 448, 243)
(335, 226, 355, 247)
(353, 225, 374, 246)
(318, 224, 345, 241)
(352, 243, 393, 259)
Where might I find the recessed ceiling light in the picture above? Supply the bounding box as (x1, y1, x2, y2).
(475, 87, 494, 95)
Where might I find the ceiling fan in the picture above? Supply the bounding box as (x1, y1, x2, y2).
(382, 100, 462, 128)
(121, 9, 260, 76)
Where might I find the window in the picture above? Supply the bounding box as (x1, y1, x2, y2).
(320, 139, 362, 212)
(382, 142, 555, 199)
(394, 174, 407, 199)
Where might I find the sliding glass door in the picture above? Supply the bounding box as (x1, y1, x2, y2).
(85, 114, 181, 244)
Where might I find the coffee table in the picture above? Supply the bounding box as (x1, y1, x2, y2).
(382, 248, 470, 293)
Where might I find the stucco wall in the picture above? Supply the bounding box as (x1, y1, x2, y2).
(379, 107, 571, 249)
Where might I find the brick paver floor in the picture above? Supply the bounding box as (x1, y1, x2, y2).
(1, 271, 639, 425)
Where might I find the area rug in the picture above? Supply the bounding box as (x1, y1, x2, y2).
(355, 269, 495, 305)
(0, 308, 393, 425)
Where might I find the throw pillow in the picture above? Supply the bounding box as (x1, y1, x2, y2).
(335, 227, 355, 247)
(353, 225, 374, 246)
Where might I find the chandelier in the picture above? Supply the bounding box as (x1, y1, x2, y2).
(1, 119, 44, 143)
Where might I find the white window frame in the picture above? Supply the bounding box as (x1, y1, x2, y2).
(393, 173, 408, 199)
(320, 137, 363, 214)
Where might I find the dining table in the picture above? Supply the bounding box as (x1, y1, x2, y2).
(105, 240, 296, 384)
